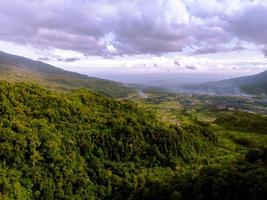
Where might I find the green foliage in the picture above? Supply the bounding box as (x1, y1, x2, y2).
(216, 111, 267, 134)
(130, 162, 267, 200)
(0, 81, 266, 199)
(0, 81, 215, 199)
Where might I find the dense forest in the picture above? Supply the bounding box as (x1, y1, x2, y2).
(216, 111, 267, 134)
(0, 81, 266, 199)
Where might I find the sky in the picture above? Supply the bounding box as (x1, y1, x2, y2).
(1, 0, 267, 80)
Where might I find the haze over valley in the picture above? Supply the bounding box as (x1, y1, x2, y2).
(84, 71, 254, 87)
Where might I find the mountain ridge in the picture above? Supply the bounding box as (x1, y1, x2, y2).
(180, 69, 267, 95)
(0, 51, 135, 97)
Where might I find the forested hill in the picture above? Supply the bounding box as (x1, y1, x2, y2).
(0, 81, 204, 199)
(0, 51, 135, 97)
(0, 81, 266, 199)
(181, 70, 267, 95)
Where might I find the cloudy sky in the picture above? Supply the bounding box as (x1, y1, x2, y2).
(1, 0, 267, 78)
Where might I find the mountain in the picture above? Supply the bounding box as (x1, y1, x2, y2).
(0, 51, 135, 97)
(181, 70, 267, 95)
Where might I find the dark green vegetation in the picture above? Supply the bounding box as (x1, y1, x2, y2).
(216, 111, 267, 134)
(0, 51, 135, 97)
(181, 69, 267, 95)
(0, 81, 267, 199)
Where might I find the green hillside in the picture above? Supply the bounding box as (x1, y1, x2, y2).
(0, 81, 266, 199)
(0, 81, 210, 199)
(238, 70, 267, 94)
(0, 51, 135, 97)
(182, 70, 267, 95)
(213, 70, 267, 95)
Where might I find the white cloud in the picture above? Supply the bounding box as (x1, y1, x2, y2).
(0, 0, 267, 76)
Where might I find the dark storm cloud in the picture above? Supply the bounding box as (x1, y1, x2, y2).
(0, 0, 266, 56)
(225, 5, 267, 43)
(224, 4, 267, 55)
(0, 0, 109, 55)
(113, 23, 231, 55)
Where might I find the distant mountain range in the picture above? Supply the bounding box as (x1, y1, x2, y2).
(180, 70, 267, 96)
(0, 51, 135, 97)
(1, 51, 266, 97)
